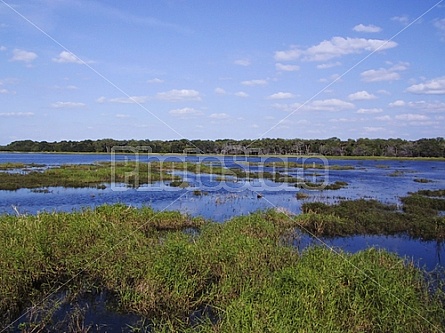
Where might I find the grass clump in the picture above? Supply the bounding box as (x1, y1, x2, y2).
(295, 180, 348, 190)
(414, 178, 434, 183)
(0, 162, 179, 190)
(1, 205, 444, 331)
(299, 191, 445, 240)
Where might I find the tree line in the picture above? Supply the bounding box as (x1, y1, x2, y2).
(1, 137, 445, 158)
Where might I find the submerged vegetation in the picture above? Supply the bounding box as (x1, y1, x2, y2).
(1, 205, 444, 332)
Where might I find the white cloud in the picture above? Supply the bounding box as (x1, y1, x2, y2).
(353, 24, 382, 33)
(234, 91, 249, 97)
(241, 79, 268, 86)
(361, 62, 408, 82)
(234, 58, 251, 66)
(389, 100, 445, 112)
(273, 98, 354, 112)
(0, 112, 34, 117)
(214, 87, 227, 95)
(275, 37, 397, 62)
(209, 113, 230, 119)
(364, 126, 385, 132)
(317, 62, 341, 69)
(169, 107, 203, 118)
(348, 90, 377, 101)
(309, 99, 355, 111)
(434, 18, 445, 40)
(406, 76, 445, 95)
(268, 92, 295, 100)
(357, 108, 383, 114)
(97, 96, 148, 104)
(51, 101, 86, 108)
(52, 51, 93, 64)
(275, 63, 300, 71)
(389, 100, 406, 107)
(115, 114, 130, 118)
(147, 78, 164, 83)
(156, 89, 201, 101)
(395, 113, 429, 121)
(0, 46, 6, 51)
(391, 15, 410, 25)
(10, 49, 37, 63)
(375, 115, 391, 121)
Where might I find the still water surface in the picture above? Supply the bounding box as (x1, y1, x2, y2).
(1, 152, 445, 270)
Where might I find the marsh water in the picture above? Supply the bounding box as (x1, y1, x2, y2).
(1, 152, 445, 271)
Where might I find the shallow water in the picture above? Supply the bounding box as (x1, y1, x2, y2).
(1, 153, 445, 270)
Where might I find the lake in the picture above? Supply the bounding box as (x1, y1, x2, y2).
(1, 152, 445, 270)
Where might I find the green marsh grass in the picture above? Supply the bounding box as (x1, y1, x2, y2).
(0, 162, 179, 190)
(300, 190, 445, 240)
(1, 205, 444, 331)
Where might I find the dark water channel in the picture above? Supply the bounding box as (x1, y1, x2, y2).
(1, 152, 445, 331)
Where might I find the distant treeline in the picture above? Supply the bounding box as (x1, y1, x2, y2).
(1, 137, 445, 157)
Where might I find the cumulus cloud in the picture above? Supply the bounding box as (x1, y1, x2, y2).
(357, 108, 383, 114)
(353, 24, 382, 33)
(209, 113, 230, 119)
(214, 87, 227, 95)
(234, 58, 251, 66)
(169, 107, 203, 118)
(234, 91, 249, 97)
(275, 37, 397, 62)
(147, 78, 164, 83)
(51, 101, 86, 108)
(391, 15, 410, 25)
(309, 98, 355, 111)
(434, 18, 445, 40)
(361, 62, 408, 82)
(348, 90, 377, 101)
(0, 112, 34, 117)
(52, 51, 93, 64)
(268, 92, 295, 100)
(364, 126, 385, 132)
(395, 113, 429, 121)
(272, 98, 355, 112)
(97, 96, 148, 104)
(10, 49, 37, 63)
(389, 100, 445, 112)
(156, 89, 201, 101)
(241, 79, 268, 86)
(389, 100, 406, 107)
(317, 62, 341, 69)
(375, 115, 391, 121)
(406, 76, 445, 95)
(275, 63, 300, 71)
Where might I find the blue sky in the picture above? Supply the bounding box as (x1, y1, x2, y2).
(1, 0, 445, 144)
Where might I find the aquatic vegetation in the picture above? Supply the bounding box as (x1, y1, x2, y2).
(0, 162, 45, 170)
(0, 162, 179, 191)
(264, 161, 355, 170)
(414, 178, 434, 183)
(300, 192, 445, 240)
(389, 170, 405, 177)
(295, 180, 348, 190)
(0, 205, 444, 331)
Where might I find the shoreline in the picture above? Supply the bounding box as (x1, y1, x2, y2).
(1, 150, 445, 162)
